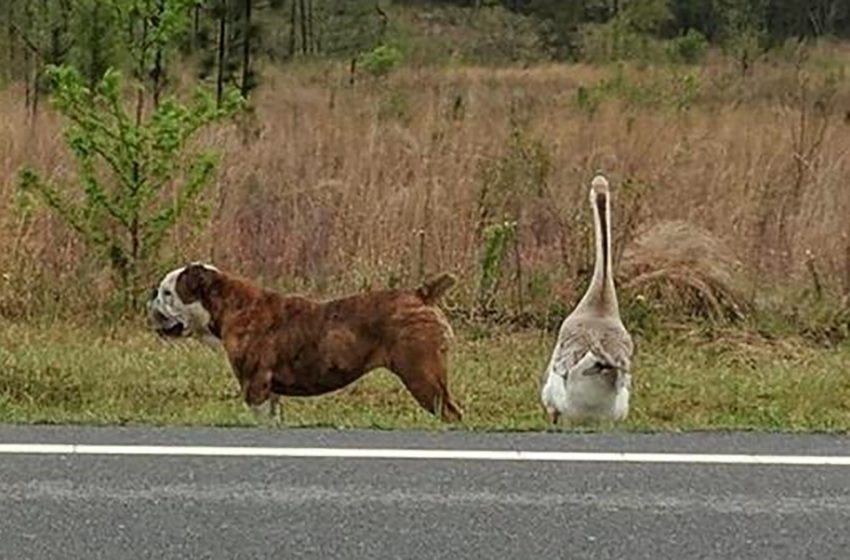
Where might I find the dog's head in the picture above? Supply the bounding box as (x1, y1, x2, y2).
(148, 263, 221, 340)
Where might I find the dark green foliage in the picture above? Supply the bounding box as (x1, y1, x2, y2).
(667, 28, 709, 64)
(194, 0, 263, 102)
(69, 0, 120, 90)
(4, 0, 73, 113)
(397, 0, 850, 59)
(318, 0, 388, 58)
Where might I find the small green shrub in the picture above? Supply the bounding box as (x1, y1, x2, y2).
(667, 29, 709, 64)
(668, 69, 702, 111)
(18, 66, 242, 310)
(359, 45, 403, 78)
(722, 26, 766, 76)
(477, 220, 516, 313)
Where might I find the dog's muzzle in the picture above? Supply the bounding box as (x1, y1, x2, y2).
(148, 295, 186, 338)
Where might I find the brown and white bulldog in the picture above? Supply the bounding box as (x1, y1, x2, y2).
(147, 263, 462, 422)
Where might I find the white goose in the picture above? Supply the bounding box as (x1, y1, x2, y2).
(540, 175, 634, 424)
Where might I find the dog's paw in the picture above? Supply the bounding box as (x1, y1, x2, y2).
(247, 401, 274, 425)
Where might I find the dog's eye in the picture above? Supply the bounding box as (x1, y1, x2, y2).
(162, 289, 172, 299)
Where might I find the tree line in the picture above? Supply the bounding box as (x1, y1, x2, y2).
(400, 0, 850, 57)
(4, 1, 849, 105)
(1, 0, 391, 116)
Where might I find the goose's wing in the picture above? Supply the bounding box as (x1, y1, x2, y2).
(545, 327, 597, 381)
(590, 323, 633, 372)
(548, 320, 633, 381)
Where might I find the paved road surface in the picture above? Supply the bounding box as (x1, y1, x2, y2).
(1, 426, 849, 559)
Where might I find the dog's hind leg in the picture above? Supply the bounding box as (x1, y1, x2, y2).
(269, 394, 282, 421)
(390, 348, 463, 422)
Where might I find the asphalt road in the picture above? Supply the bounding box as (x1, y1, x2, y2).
(1, 426, 849, 560)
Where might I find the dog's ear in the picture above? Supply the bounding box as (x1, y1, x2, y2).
(175, 264, 218, 304)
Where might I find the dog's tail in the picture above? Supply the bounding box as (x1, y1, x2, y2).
(417, 273, 456, 304)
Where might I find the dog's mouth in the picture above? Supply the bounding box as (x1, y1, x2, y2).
(156, 321, 186, 338)
(150, 309, 186, 338)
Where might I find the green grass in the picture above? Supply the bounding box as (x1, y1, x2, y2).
(1, 319, 849, 432)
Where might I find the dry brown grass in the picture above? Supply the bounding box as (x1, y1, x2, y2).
(620, 220, 752, 322)
(2, 53, 850, 319)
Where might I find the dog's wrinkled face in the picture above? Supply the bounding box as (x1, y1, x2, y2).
(148, 263, 219, 340)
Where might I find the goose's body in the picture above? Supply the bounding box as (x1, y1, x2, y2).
(541, 175, 634, 423)
(541, 313, 632, 422)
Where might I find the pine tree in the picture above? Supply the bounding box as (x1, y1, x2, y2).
(196, 0, 265, 106)
(68, 0, 120, 91)
(7, 0, 73, 116)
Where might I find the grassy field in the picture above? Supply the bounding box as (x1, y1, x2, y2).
(2, 318, 849, 432)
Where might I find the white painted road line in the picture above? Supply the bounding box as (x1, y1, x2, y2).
(1, 444, 850, 465)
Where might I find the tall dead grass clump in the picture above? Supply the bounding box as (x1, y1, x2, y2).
(620, 220, 752, 323)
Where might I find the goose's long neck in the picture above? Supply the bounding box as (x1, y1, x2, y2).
(578, 189, 619, 316)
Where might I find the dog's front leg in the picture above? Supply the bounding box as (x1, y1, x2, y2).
(242, 370, 275, 423)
